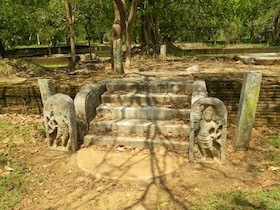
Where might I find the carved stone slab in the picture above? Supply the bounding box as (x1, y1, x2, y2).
(189, 97, 227, 164)
(44, 93, 78, 152)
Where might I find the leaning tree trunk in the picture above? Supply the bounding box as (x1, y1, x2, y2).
(111, 0, 126, 74)
(65, 0, 76, 71)
(125, 0, 137, 70)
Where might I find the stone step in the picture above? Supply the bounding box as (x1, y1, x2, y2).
(101, 93, 191, 107)
(106, 79, 192, 94)
(83, 135, 189, 150)
(96, 105, 190, 121)
(89, 119, 190, 137)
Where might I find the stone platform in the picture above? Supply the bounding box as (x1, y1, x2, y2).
(77, 147, 186, 180)
(234, 53, 280, 65)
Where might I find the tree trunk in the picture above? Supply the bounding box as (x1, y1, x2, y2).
(125, 0, 137, 70)
(85, 24, 93, 60)
(0, 40, 6, 58)
(140, 2, 159, 49)
(249, 20, 255, 43)
(273, 6, 280, 41)
(100, 34, 104, 44)
(36, 33, 41, 45)
(111, 0, 126, 74)
(65, 0, 76, 71)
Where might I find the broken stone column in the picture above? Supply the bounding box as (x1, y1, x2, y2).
(44, 93, 78, 152)
(113, 39, 124, 74)
(38, 79, 56, 106)
(191, 80, 208, 104)
(189, 97, 227, 164)
(234, 72, 262, 151)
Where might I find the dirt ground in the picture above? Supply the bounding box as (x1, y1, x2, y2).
(1, 114, 279, 210)
(0, 58, 280, 209)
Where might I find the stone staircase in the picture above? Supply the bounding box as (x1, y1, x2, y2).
(83, 78, 192, 150)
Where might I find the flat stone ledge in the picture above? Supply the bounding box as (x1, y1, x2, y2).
(84, 135, 189, 150)
(234, 53, 280, 65)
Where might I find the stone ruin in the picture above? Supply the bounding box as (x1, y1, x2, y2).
(38, 73, 262, 164)
(38, 78, 228, 162)
(189, 97, 227, 164)
(234, 53, 280, 65)
(38, 79, 78, 152)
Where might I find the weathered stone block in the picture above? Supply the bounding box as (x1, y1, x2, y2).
(44, 93, 78, 152)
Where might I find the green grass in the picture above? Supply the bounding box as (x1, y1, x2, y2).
(268, 134, 280, 149)
(265, 134, 280, 167)
(0, 121, 33, 144)
(0, 58, 46, 77)
(0, 166, 31, 210)
(190, 133, 280, 210)
(0, 117, 45, 209)
(191, 186, 280, 210)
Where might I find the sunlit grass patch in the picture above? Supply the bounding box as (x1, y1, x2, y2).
(265, 134, 280, 167)
(0, 165, 31, 210)
(0, 58, 46, 77)
(268, 134, 280, 149)
(0, 120, 36, 145)
(191, 186, 280, 210)
(0, 115, 44, 209)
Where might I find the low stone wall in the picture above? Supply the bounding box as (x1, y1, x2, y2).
(179, 46, 280, 56)
(0, 82, 80, 114)
(0, 74, 279, 127)
(6, 45, 111, 58)
(194, 73, 279, 127)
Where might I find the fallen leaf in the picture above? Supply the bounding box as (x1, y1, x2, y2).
(4, 165, 14, 171)
(160, 201, 169, 207)
(268, 166, 279, 171)
(193, 187, 200, 192)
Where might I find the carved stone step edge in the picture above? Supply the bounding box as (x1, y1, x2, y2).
(101, 93, 191, 107)
(96, 105, 191, 121)
(106, 79, 193, 94)
(89, 119, 190, 137)
(83, 135, 189, 150)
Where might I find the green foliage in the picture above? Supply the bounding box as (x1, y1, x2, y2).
(74, 0, 113, 42)
(191, 187, 280, 210)
(0, 0, 279, 49)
